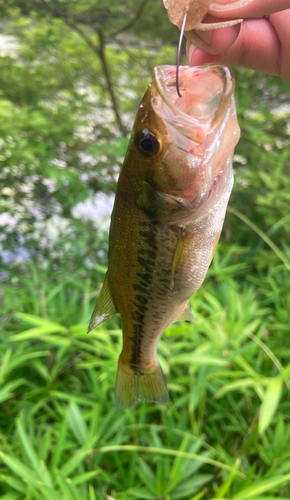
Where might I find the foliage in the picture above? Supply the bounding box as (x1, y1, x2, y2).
(0, 1, 289, 273)
(0, 0, 290, 499)
(230, 69, 290, 246)
(0, 0, 175, 268)
(1, 255, 290, 499)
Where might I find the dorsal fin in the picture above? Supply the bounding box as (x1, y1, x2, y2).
(87, 272, 118, 333)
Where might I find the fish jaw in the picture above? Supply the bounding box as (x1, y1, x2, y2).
(148, 64, 240, 219)
(152, 64, 235, 145)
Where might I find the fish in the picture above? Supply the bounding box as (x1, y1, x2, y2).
(163, 0, 253, 31)
(88, 64, 240, 409)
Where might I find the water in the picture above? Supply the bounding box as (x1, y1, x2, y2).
(0, 31, 116, 265)
(0, 33, 19, 56)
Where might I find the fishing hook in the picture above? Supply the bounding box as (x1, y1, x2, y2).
(176, 10, 188, 98)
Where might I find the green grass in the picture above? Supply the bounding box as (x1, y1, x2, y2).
(1, 242, 290, 500)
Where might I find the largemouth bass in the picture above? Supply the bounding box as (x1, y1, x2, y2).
(88, 65, 240, 409)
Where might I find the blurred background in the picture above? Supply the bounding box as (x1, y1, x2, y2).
(1, 1, 290, 499)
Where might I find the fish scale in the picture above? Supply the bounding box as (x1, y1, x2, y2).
(88, 65, 240, 409)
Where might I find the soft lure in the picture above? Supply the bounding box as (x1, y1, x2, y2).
(163, 0, 253, 31)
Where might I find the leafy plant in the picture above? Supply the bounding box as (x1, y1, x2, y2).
(1, 1, 290, 499)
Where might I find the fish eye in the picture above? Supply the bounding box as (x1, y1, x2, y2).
(134, 129, 161, 158)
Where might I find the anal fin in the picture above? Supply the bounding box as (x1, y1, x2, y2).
(210, 232, 221, 263)
(172, 301, 194, 323)
(87, 272, 117, 333)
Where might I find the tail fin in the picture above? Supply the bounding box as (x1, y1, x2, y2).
(114, 362, 169, 409)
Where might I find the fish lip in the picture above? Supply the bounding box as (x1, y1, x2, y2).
(151, 64, 235, 144)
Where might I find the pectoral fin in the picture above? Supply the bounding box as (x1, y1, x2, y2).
(87, 272, 117, 333)
(172, 301, 194, 323)
(171, 228, 186, 288)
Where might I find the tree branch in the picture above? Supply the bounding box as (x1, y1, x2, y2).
(96, 29, 128, 136)
(34, 0, 128, 136)
(36, 0, 99, 51)
(111, 0, 149, 38)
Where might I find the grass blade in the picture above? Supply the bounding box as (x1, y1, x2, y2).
(0, 452, 39, 487)
(233, 474, 290, 499)
(259, 378, 283, 435)
(96, 445, 245, 478)
(227, 206, 290, 272)
(67, 401, 88, 446)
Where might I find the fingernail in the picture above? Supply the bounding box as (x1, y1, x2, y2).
(196, 30, 212, 45)
(187, 43, 197, 63)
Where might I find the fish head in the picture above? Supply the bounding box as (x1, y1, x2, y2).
(129, 64, 240, 219)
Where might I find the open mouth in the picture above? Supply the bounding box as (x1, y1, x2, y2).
(152, 65, 234, 144)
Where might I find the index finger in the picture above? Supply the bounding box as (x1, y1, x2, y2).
(209, 0, 290, 18)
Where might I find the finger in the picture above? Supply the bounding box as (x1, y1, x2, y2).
(188, 18, 280, 75)
(185, 16, 241, 54)
(209, 0, 290, 18)
(186, 43, 225, 65)
(270, 10, 290, 81)
(222, 16, 286, 78)
(187, 15, 290, 82)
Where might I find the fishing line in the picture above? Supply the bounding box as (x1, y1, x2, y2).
(176, 10, 188, 98)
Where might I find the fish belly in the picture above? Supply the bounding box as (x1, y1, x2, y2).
(108, 177, 231, 408)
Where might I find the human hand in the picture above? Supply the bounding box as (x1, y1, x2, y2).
(186, 0, 290, 82)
